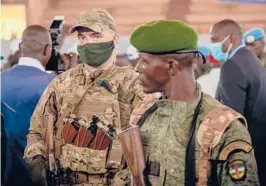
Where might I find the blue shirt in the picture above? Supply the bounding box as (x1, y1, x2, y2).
(228, 43, 245, 59)
(1, 64, 55, 185)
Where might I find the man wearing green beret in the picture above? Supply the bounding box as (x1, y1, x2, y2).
(128, 20, 259, 186)
(23, 8, 156, 186)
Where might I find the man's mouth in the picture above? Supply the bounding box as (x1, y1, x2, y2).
(137, 76, 144, 86)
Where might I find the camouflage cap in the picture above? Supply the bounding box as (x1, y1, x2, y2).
(70, 8, 116, 33)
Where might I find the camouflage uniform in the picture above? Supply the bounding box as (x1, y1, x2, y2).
(24, 8, 158, 185)
(194, 63, 212, 79)
(138, 89, 259, 186)
(260, 52, 266, 70)
(24, 63, 154, 185)
(243, 28, 265, 71)
(126, 19, 259, 186)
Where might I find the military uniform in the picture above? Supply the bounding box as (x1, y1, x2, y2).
(194, 63, 212, 79)
(244, 28, 266, 71)
(129, 20, 259, 186)
(139, 91, 258, 186)
(24, 9, 155, 186)
(24, 63, 154, 185)
(260, 52, 266, 70)
(194, 46, 212, 79)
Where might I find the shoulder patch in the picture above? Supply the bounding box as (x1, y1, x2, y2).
(197, 106, 246, 148)
(228, 160, 246, 181)
(197, 106, 247, 186)
(218, 141, 252, 161)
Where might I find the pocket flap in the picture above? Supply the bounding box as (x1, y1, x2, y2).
(59, 144, 108, 174)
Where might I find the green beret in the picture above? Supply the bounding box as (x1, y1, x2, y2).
(130, 20, 198, 53)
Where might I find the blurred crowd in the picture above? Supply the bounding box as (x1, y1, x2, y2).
(1, 7, 266, 186)
(2, 26, 265, 81)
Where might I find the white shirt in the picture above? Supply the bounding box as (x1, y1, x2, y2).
(197, 68, 221, 97)
(18, 57, 45, 72)
(9, 38, 21, 53)
(60, 36, 78, 54)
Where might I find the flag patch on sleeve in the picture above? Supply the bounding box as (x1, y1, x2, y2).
(228, 160, 246, 181)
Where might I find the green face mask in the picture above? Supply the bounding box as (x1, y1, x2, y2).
(77, 41, 115, 67)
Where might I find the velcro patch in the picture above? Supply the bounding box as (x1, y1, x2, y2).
(228, 160, 246, 181)
(218, 141, 252, 161)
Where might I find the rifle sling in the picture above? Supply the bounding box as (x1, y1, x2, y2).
(137, 103, 158, 127)
(54, 69, 113, 158)
(209, 160, 219, 186)
(185, 93, 202, 186)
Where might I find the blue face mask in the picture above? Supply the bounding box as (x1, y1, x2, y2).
(210, 35, 233, 62)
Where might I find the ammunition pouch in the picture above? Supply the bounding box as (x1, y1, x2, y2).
(69, 171, 114, 185)
(62, 118, 95, 148)
(59, 133, 122, 174)
(89, 128, 113, 150)
(61, 115, 114, 150)
(56, 81, 131, 178)
(113, 169, 131, 186)
(62, 119, 79, 144)
(74, 125, 94, 147)
(59, 143, 108, 174)
(57, 168, 115, 185)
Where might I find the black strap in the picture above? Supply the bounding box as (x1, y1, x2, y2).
(138, 49, 206, 64)
(209, 160, 219, 186)
(185, 94, 203, 186)
(137, 103, 158, 128)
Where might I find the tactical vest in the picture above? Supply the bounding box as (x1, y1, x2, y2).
(54, 66, 133, 177)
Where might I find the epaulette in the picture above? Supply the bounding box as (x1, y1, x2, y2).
(196, 106, 247, 186)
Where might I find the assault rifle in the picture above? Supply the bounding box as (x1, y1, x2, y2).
(118, 126, 150, 186)
(45, 115, 60, 186)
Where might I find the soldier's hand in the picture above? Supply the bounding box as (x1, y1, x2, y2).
(60, 52, 78, 70)
(30, 156, 47, 186)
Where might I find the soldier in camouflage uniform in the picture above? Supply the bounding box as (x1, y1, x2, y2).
(261, 53, 266, 69)
(244, 28, 266, 70)
(193, 46, 212, 80)
(24, 8, 155, 186)
(129, 20, 259, 185)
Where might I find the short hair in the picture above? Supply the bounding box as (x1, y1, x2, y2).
(213, 19, 243, 38)
(20, 25, 50, 55)
(159, 53, 197, 69)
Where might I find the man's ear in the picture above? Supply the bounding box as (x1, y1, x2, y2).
(167, 58, 179, 76)
(113, 34, 119, 48)
(19, 43, 22, 52)
(43, 44, 49, 56)
(44, 44, 52, 59)
(231, 33, 239, 46)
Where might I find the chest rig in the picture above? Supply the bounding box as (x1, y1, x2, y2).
(54, 66, 132, 177)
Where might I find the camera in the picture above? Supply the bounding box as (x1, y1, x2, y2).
(46, 16, 69, 72)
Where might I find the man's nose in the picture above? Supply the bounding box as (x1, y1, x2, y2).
(134, 62, 142, 73)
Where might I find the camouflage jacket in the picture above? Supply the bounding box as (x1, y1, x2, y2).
(139, 91, 259, 186)
(194, 63, 212, 79)
(24, 64, 155, 182)
(261, 53, 266, 70)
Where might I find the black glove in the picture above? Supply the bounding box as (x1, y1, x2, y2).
(30, 156, 47, 186)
